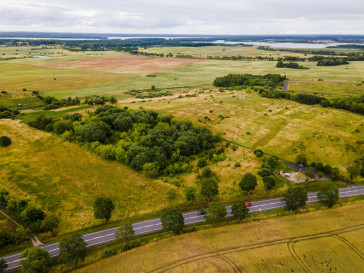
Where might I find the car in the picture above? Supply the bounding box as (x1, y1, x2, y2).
(198, 209, 206, 215)
(246, 202, 252, 207)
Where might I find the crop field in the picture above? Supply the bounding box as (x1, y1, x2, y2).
(287, 80, 364, 97)
(121, 88, 364, 182)
(71, 202, 364, 273)
(34, 55, 205, 75)
(0, 119, 175, 234)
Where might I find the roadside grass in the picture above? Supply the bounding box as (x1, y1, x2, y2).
(288, 80, 364, 97)
(69, 200, 364, 273)
(121, 89, 364, 180)
(0, 119, 176, 235)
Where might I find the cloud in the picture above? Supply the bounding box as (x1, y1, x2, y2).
(0, 0, 363, 34)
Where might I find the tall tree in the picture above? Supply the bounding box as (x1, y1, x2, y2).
(239, 173, 257, 197)
(59, 234, 87, 267)
(283, 187, 308, 211)
(231, 201, 249, 221)
(205, 202, 227, 223)
(160, 209, 184, 235)
(19, 247, 51, 273)
(93, 197, 115, 223)
(115, 222, 135, 245)
(200, 178, 219, 203)
(317, 183, 339, 208)
(41, 215, 60, 236)
(184, 186, 196, 202)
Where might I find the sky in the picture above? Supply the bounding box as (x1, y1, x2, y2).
(0, 0, 363, 35)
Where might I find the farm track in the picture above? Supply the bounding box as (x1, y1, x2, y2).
(149, 223, 364, 273)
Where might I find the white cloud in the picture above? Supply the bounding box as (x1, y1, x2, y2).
(0, 0, 363, 34)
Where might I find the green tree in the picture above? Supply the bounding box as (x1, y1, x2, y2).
(184, 186, 196, 202)
(0, 136, 11, 147)
(53, 120, 72, 135)
(317, 183, 339, 208)
(295, 154, 307, 165)
(93, 197, 115, 222)
(115, 222, 135, 245)
(59, 234, 87, 267)
(239, 173, 257, 197)
(205, 202, 227, 223)
(347, 165, 359, 180)
(167, 189, 177, 203)
(283, 187, 308, 211)
(200, 178, 219, 203)
(330, 168, 340, 181)
(160, 209, 184, 235)
(231, 201, 249, 220)
(13, 226, 29, 244)
(0, 258, 7, 273)
(201, 166, 212, 178)
(41, 215, 60, 236)
(19, 247, 51, 273)
(262, 175, 276, 190)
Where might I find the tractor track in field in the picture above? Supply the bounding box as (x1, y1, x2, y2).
(149, 223, 364, 273)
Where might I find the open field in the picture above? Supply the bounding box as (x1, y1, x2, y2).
(34, 55, 205, 75)
(0, 119, 176, 234)
(288, 80, 364, 97)
(121, 88, 364, 181)
(71, 202, 364, 273)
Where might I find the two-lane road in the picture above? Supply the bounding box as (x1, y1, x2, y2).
(3, 186, 364, 271)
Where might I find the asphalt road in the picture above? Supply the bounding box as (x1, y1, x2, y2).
(3, 186, 364, 271)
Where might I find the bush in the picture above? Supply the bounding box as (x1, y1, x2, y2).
(304, 172, 316, 179)
(197, 158, 208, 168)
(201, 166, 212, 178)
(234, 162, 241, 168)
(53, 120, 72, 135)
(253, 149, 263, 158)
(0, 136, 11, 147)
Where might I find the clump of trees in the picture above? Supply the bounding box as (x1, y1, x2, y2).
(260, 90, 364, 115)
(317, 58, 349, 66)
(0, 105, 20, 119)
(0, 187, 59, 240)
(205, 202, 227, 223)
(276, 61, 307, 69)
(213, 73, 286, 88)
(28, 106, 221, 178)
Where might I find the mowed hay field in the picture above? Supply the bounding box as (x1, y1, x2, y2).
(0, 119, 175, 234)
(34, 55, 205, 75)
(72, 202, 364, 273)
(121, 89, 364, 181)
(288, 80, 364, 97)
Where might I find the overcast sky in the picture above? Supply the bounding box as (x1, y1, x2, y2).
(1, 0, 363, 34)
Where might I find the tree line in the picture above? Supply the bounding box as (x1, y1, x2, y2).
(213, 73, 286, 88)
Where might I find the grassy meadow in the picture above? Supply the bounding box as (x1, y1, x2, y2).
(71, 202, 364, 273)
(120, 88, 364, 182)
(288, 80, 364, 97)
(0, 119, 176, 234)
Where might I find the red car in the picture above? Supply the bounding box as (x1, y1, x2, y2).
(246, 202, 252, 207)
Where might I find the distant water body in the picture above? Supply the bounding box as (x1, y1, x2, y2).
(213, 40, 363, 48)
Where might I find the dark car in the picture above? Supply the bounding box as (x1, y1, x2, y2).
(198, 209, 206, 215)
(246, 202, 252, 207)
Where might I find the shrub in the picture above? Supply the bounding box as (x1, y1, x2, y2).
(0, 136, 11, 147)
(234, 162, 241, 168)
(304, 171, 316, 179)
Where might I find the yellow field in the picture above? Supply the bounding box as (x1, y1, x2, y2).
(72, 202, 364, 273)
(0, 119, 175, 234)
